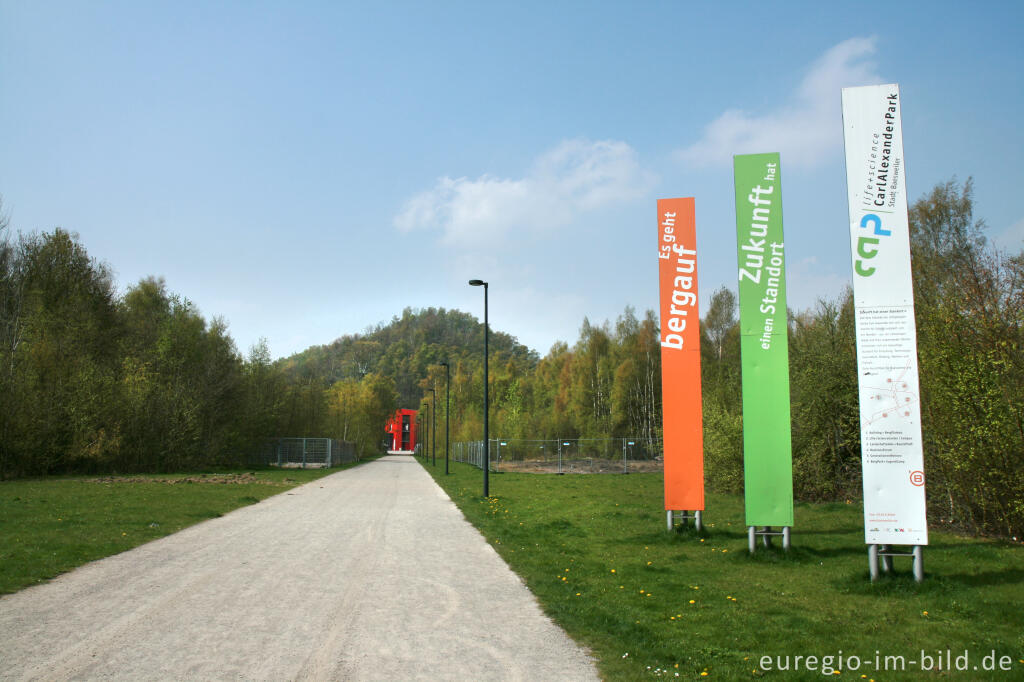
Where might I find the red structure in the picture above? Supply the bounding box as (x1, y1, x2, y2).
(385, 408, 418, 453)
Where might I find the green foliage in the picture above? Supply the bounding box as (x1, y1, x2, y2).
(787, 293, 861, 501)
(326, 373, 398, 456)
(0, 222, 288, 477)
(701, 399, 744, 494)
(908, 179, 1023, 537)
(282, 306, 537, 408)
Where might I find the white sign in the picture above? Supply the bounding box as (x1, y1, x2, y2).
(842, 84, 928, 546)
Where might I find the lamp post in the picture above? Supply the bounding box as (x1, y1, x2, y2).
(439, 360, 450, 475)
(468, 279, 489, 497)
(419, 403, 428, 458)
(427, 387, 436, 466)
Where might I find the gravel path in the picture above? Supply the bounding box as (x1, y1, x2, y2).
(0, 456, 598, 681)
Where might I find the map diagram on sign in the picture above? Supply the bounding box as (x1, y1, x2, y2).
(861, 360, 919, 426)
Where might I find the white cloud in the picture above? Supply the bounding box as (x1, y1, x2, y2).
(785, 256, 851, 312)
(394, 138, 655, 246)
(993, 216, 1024, 252)
(491, 285, 589, 355)
(678, 37, 883, 168)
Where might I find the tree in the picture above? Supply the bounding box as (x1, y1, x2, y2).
(787, 291, 860, 500)
(568, 318, 615, 437)
(14, 229, 120, 474)
(703, 286, 737, 363)
(909, 178, 1023, 537)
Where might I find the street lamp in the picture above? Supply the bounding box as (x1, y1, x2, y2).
(468, 279, 489, 497)
(427, 386, 436, 466)
(419, 402, 428, 458)
(439, 360, 451, 475)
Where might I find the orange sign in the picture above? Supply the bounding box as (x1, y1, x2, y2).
(657, 198, 704, 511)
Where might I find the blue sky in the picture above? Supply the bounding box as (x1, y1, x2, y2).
(2, 1, 1022, 358)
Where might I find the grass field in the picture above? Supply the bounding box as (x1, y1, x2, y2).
(420, 459, 1023, 680)
(0, 465, 347, 595)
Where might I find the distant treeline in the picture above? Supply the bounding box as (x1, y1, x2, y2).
(0, 214, 396, 477)
(2, 178, 1020, 537)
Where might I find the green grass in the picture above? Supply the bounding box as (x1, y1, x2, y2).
(420, 460, 1024, 680)
(0, 464, 361, 595)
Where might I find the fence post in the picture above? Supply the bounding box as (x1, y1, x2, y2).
(327, 439, 333, 468)
(302, 438, 307, 469)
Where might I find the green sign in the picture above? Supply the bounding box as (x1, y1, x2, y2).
(733, 153, 794, 527)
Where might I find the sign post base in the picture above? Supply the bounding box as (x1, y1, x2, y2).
(869, 544, 923, 582)
(667, 510, 703, 532)
(747, 526, 791, 553)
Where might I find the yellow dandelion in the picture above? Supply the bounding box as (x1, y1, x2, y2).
(922, 610, 928, 616)
(647, 561, 652, 565)
(722, 549, 728, 553)
(689, 599, 695, 604)
(611, 569, 616, 573)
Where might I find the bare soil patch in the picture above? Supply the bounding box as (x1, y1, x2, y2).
(497, 458, 663, 474)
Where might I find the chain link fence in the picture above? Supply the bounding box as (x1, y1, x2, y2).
(254, 438, 357, 468)
(452, 437, 662, 474)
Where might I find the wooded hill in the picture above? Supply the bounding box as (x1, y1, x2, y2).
(280, 307, 538, 409)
